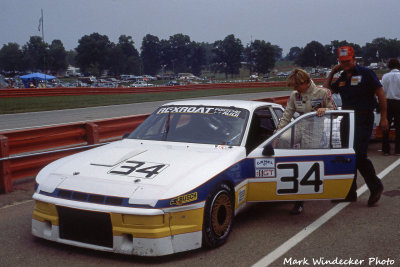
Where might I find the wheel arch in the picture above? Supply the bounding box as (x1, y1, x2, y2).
(202, 181, 235, 248)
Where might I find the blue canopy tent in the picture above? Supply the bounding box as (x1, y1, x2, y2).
(20, 73, 56, 88)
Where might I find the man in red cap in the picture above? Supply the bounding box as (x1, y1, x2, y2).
(324, 46, 388, 206)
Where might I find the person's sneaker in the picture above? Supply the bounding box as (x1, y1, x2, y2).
(368, 185, 384, 207)
(383, 152, 390, 156)
(290, 202, 303, 215)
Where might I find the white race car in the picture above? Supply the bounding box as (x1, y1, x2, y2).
(32, 100, 356, 256)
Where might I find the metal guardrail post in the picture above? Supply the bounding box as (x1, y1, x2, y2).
(0, 135, 12, 193)
(85, 122, 99, 145)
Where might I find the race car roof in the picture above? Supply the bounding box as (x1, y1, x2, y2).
(162, 99, 282, 111)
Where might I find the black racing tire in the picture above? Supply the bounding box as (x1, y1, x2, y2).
(202, 183, 234, 248)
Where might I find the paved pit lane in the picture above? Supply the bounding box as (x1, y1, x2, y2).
(0, 142, 399, 267)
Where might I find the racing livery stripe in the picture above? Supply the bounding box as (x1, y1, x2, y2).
(37, 154, 355, 209)
(156, 154, 355, 208)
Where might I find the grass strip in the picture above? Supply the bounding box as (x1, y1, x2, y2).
(0, 86, 290, 114)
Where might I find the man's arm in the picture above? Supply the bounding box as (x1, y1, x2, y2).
(376, 86, 389, 131)
(324, 64, 342, 89)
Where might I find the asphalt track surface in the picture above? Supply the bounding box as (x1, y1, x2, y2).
(1, 92, 399, 266)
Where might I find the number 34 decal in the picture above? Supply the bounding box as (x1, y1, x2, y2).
(109, 160, 168, 179)
(276, 162, 323, 195)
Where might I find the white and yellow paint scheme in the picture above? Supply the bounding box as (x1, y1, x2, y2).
(32, 100, 356, 256)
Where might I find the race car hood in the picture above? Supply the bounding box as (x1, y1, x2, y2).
(35, 139, 246, 207)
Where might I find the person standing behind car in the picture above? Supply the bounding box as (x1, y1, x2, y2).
(324, 46, 388, 206)
(277, 68, 335, 215)
(381, 58, 400, 156)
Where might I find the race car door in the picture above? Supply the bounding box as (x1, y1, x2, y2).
(247, 110, 356, 202)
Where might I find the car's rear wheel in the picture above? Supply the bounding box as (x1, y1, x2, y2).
(202, 183, 234, 248)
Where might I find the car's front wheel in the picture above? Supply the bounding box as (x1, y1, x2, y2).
(202, 183, 234, 248)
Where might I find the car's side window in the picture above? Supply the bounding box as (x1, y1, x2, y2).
(246, 108, 276, 153)
(273, 108, 283, 120)
(272, 113, 349, 149)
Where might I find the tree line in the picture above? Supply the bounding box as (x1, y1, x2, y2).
(287, 38, 400, 68)
(1, 33, 399, 77)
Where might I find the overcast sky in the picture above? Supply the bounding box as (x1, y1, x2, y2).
(1, 0, 399, 55)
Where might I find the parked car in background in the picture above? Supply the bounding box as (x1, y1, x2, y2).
(277, 72, 289, 78)
(1, 77, 7, 88)
(79, 76, 97, 84)
(166, 80, 181, 86)
(142, 75, 157, 81)
(131, 81, 153, 87)
(178, 73, 201, 81)
(159, 74, 175, 80)
(120, 75, 137, 81)
(72, 81, 88, 87)
(107, 78, 119, 82)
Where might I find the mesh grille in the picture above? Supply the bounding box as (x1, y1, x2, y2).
(57, 206, 113, 248)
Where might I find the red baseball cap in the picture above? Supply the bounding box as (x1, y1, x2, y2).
(338, 46, 354, 61)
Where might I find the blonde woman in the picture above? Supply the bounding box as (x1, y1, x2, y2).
(277, 68, 335, 214)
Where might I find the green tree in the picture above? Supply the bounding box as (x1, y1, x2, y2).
(75, 33, 112, 76)
(201, 42, 215, 68)
(187, 41, 206, 76)
(362, 38, 400, 63)
(213, 34, 243, 78)
(272, 45, 282, 61)
(385, 38, 400, 59)
(366, 38, 389, 62)
(245, 40, 276, 74)
(141, 34, 161, 75)
(167, 33, 191, 74)
(157, 34, 193, 74)
(22, 36, 48, 72)
(66, 49, 77, 66)
(107, 43, 125, 75)
(159, 39, 172, 72)
(48, 40, 67, 74)
(295, 41, 329, 67)
(118, 35, 140, 74)
(244, 43, 256, 73)
(0, 43, 23, 72)
(108, 35, 140, 75)
(285, 46, 302, 61)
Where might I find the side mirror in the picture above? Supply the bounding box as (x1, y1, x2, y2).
(122, 132, 130, 139)
(262, 144, 275, 156)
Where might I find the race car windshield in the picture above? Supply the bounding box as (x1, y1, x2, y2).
(128, 105, 249, 146)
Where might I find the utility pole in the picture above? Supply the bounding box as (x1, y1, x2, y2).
(39, 9, 47, 87)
